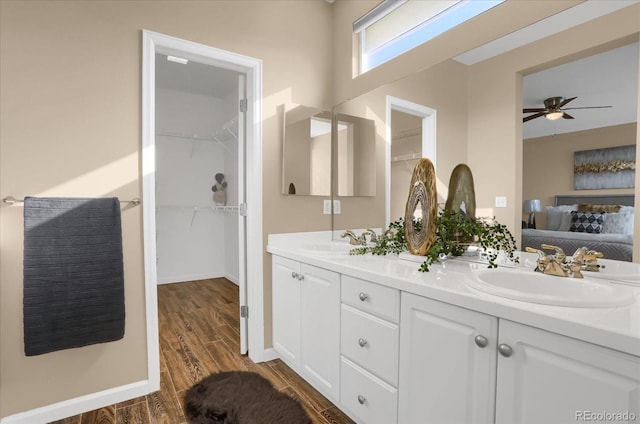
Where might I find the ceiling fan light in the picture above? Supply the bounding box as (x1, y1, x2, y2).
(546, 111, 564, 120)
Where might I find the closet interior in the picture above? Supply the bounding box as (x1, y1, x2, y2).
(155, 53, 242, 286)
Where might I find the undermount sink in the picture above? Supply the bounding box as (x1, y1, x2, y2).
(299, 241, 354, 255)
(464, 268, 635, 308)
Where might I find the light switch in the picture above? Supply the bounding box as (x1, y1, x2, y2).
(333, 199, 341, 214)
(495, 196, 507, 208)
(323, 199, 331, 214)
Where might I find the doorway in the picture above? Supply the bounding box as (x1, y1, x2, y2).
(386, 96, 437, 227)
(142, 30, 264, 390)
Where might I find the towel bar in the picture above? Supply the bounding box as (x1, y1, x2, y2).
(2, 196, 141, 206)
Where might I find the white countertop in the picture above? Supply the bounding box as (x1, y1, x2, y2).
(267, 230, 640, 357)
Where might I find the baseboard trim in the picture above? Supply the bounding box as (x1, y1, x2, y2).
(157, 272, 224, 285)
(259, 347, 279, 363)
(224, 274, 239, 285)
(0, 379, 153, 424)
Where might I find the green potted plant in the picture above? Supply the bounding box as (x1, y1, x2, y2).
(350, 210, 519, 272)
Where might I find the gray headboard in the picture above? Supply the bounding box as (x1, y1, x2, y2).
(555, 194, 635, 206)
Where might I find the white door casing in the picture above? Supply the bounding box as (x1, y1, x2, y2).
(142, 31, 264, 373)
(385, 96, 437, 228)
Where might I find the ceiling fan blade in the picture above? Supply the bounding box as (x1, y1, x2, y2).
(562, 106, 612, 110)
(562, 112, 575, 120)
(523, 112, 546, 122)
(557, 96, 577, 108)
(523, 108, 546, 113)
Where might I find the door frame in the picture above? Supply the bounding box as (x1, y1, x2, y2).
(142, 31, 265, 387)
(385, 96, 437, 228)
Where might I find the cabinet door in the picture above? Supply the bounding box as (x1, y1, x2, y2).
(300, 263, 340, 401)
(496, 320, 640, 424)
(272, 256, 301, 367)
(398, 293, 498, 424)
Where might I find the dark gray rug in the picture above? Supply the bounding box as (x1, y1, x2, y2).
(184, 371, 312, 424)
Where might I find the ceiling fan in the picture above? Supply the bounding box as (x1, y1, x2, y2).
(523, 96, 612, 122)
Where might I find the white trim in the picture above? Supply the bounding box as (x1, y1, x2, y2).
(0, 380, 151, 424)
(261, 347, 280, 362)
(157, 272, 226, 285)
(142, 31, 265, 370)
(454, 0, 640, 65)
(385, 96, 437, 228)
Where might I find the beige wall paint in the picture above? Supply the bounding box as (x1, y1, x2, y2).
(523, 123, 637, 229)
(0, 0, 333, 417)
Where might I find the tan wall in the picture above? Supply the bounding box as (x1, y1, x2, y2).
(0, 0, 333, 417)
(523, 123, 637, 229)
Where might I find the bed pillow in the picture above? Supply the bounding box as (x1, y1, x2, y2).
(602, 211, 634, 235)
(545, 205, 577, 230)
(570, 211, 604, 234)
(578, 203, 622, 213)
(558, 210, 574, 231)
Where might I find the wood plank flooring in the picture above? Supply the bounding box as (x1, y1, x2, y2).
(50, 278, 354, 424)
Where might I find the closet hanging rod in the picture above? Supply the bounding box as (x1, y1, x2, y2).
(2, 196, 141, 206)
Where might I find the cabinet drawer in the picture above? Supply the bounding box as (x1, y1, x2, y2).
(341, 304, 399, 386)
(341, 275, 399, 323)
(340, 356, 398, 424)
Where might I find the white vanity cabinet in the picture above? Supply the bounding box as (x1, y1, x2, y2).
(398, 292, 499, 424)
(398, 293, 640, 424)
(271, 255, 340, 401)
(495, 320, 640, 424)
(340, 276, 400, 424)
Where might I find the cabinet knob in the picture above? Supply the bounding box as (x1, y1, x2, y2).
(298, 274, 304, 281)
(498, 343, 513, 357)
(358, 292, 368, 301)
(291, 272, 298, 279)
(474, 335, 488, 348)
(358, 338, 368, 347)
(357, 395, 366, 405)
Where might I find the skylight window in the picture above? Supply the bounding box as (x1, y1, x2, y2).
(354, 0, 505, 74)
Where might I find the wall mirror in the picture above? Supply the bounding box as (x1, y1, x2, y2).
(282, 106, 332, 196)
(331, 40, 638, 263)
(282, 106, 377, 197)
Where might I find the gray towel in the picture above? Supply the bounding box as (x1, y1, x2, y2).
(23, 197, 125, 356)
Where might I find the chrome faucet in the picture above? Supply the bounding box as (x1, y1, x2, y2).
(366, 229, 380, 243)
(341, 229, 369, 246)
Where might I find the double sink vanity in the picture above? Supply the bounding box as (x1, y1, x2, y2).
(267, 230, 640, 424)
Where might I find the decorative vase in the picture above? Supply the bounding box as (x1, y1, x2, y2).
(404, 158, 438, 256)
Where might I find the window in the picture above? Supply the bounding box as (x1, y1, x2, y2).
(354, 0, 505, 74)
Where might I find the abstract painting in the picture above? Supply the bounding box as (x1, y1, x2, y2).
(574, 145, 636, 190)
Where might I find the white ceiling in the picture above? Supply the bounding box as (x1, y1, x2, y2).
(155, 54, 239, 98)
(522, 42, 638, 140)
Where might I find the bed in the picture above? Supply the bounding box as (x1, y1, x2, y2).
(521, 194, 635, 262)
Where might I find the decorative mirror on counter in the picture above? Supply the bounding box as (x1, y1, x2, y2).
(282, 106, 377, 197)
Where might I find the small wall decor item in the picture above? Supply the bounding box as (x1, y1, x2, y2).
(404, 158, 438, 256)
(211, 173, 228, 206)
(444, 163, 476, 219)
(574, 145, 636, 190)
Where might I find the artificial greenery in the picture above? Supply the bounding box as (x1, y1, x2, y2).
(350, 210, 519, 272)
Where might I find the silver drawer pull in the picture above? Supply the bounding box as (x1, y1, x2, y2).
(358, 338, 368, 347)
(358, 292, 368, 301)
(498, 343, 513, 357)
(474, 335, 488, 348)
(357, 395, 366, 405)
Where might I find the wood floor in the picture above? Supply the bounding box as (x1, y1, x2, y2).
(50, 278, 354, 424)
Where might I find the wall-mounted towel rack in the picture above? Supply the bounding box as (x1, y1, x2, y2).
(2, 196, 141, 206)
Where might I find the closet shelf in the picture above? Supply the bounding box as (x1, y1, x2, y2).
(158, 205, 241, 227)
(391, 152, 421, 163)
